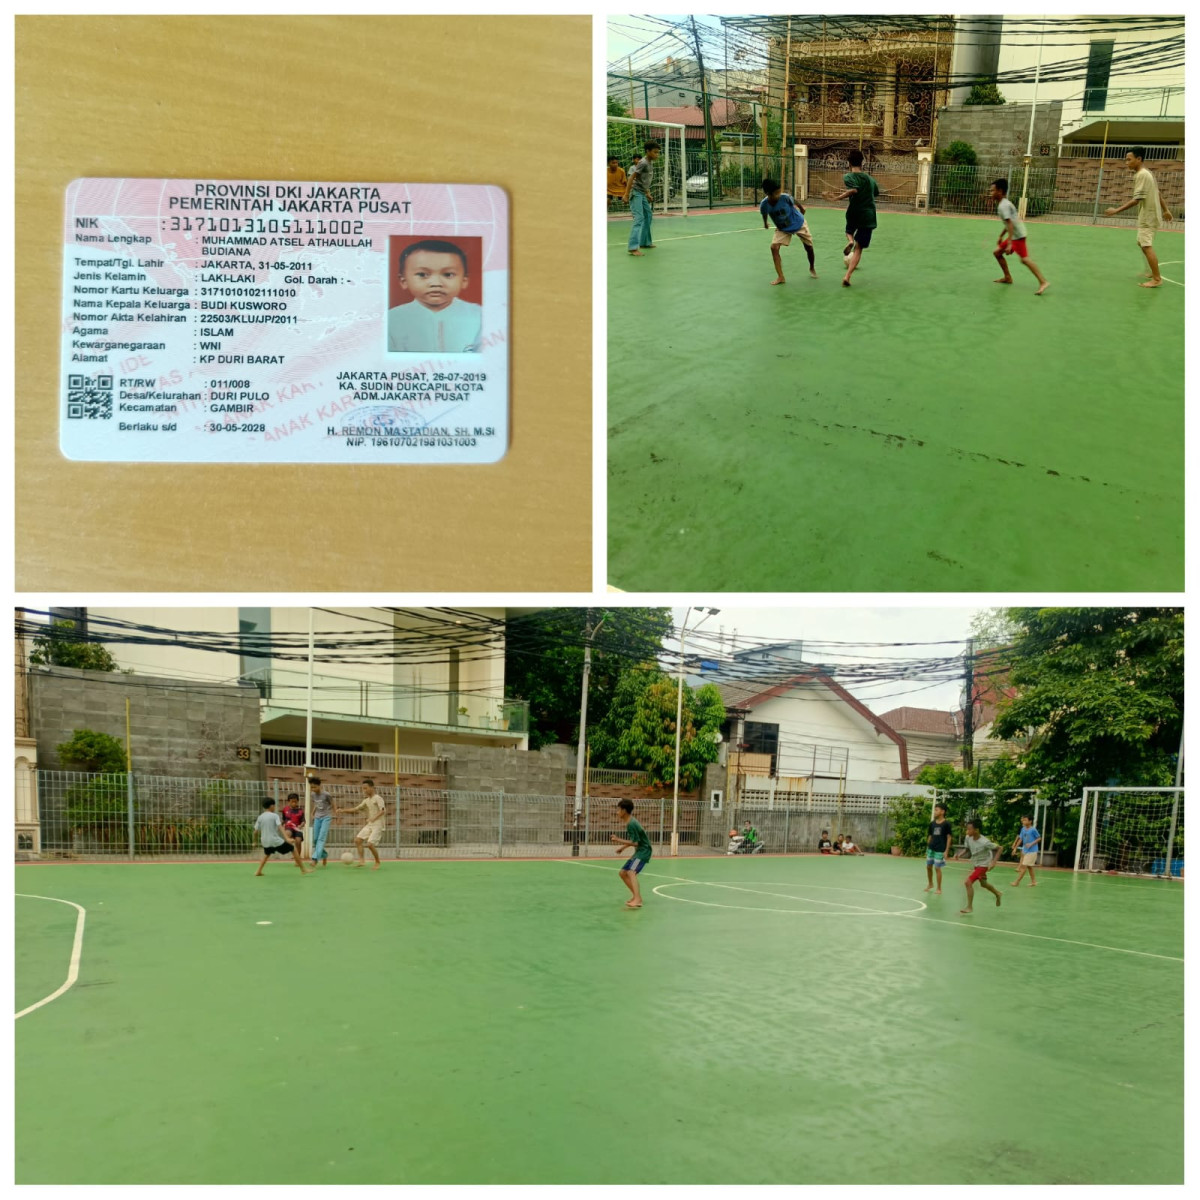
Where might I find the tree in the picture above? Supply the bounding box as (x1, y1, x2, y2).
(970, 608, 1020, 650)
(56, 728, 127, 773)
(990, 608, 1183, 805)
(589, 669, 724, 788)
(504, 608, 673, 751)
(30, 620, 119, 671)
(938, 139, 978, 165)
(965, 78, 1006, 106)
(607, 95, 629, 118)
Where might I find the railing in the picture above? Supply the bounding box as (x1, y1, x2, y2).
(1059, 142, 1182, 160)
(584, 768, 652, 788)
(262, 745, 446, 776)
(241, 666, 529, 734)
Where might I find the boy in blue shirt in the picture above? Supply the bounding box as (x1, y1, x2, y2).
(760, 178, 816, 285)
(1010, 814, 1041, 887)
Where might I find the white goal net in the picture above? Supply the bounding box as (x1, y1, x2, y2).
(607, 117, 686, 216)
(1075, 787, 1184, 878)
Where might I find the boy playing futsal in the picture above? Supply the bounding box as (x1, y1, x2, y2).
(989, 179, 1049, 295)
(624, 141, 661, 256)
(254, 798, 312, 876)
(1104, 147, 1173, 287)
(828, 149, 878, 287)
(925, 802, 953, 893)
(1010, 814, 1041, 887)
(960, 819, 1002, 914)
(611, 798, 652, 908)
(336, 778, 386, 870)
(760, 178, 816, 284)
(306, 774, 334, 867)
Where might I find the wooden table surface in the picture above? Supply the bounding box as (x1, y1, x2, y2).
(16, 16, 592, 592)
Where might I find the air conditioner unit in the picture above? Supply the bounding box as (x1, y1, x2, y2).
(710, 789, 724, 812)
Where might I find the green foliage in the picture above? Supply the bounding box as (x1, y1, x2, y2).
(607, 95, 629, 118)
(588, 670, 725, 789)
(889, 758, 1035, 858)
(30, 620, 120, 672)
(64, 773, 130, 847)
(56, 728, 127, 773)
(965, 79, 1006, 106)
(939, 140, 978, 166)
(990, 608, 1183, 805)
(970, 609, 1020, 650)
(504, 608, 673, 751)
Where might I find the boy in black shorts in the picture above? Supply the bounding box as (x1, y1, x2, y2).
(611, 799, 652, 909)
(828, 149, 879, 287)
(254, 798, 311, 876)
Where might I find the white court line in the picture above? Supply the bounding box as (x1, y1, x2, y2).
(15, 894, 87, 1019)
(609, 226, 761, 247)
(654, 881, 926, 917)
(899, 913, 1182, 963)
(1156, 259, 1184, 287)
(557, 861, 1180, 962)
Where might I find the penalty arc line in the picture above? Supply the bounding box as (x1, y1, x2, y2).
(609, 226, 763, 247)
(557, 860, 921, 914)
(15, 894, 87, 1019)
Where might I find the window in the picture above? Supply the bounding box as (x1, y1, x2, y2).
(1083, 40, 1114, 112)
(743, 721, 780, 775)
(238, 607, 271, 692)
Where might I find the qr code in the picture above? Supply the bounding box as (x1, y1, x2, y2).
(66, 374, 114, 420)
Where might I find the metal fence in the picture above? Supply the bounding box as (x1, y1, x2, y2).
(27, 771, 911, 862)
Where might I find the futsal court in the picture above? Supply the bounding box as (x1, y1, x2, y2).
(607, 207, 1184, 593)
(16, 853, 1182, 1184)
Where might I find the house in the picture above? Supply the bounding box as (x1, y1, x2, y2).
(19, 607, 532, 790)
(690, 641, 914, 788)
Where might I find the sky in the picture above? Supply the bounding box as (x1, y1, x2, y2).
(669, 605, 984, 715)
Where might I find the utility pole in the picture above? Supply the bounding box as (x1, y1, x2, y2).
(961, 638, 976, 773)
(572, 611, 606, 856)
(1019, 25, 1046, 219)
(689, 16, 716, 209)
(672, 606, 719, 855)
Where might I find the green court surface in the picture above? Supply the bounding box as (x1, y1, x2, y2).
(16, 856, 1182, 1184)
(608, 209, 1184, 592)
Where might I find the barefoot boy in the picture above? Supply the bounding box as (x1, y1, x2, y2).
(336, 779, 386, 870)
(254, 798, 312, 876)
(611, 799, 652, 908)
(624, 141, 661, 256)
(828, 149, 878, 287)
(990, 179, 1049, 294)
(960, 819, 1002, 914)
(1010, 814, 1041, 887)
(1104, 147, 1173, 287)
(925, 803, 953, 893)
(760, 178, 816, 284)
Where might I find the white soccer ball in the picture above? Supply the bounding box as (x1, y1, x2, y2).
(341, 850, 355, 863)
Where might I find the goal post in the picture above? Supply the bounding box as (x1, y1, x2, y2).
(607, 117, 686, 217)
(1075, 787, 1184, 878)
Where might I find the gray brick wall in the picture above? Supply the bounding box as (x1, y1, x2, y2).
(936, 101, 1063, 167)
(434, 741, 569, 795)
(28, 666, 264, 780)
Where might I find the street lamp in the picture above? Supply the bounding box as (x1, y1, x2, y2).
(671, 606, 720, 856)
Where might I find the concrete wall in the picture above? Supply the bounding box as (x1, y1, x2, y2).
(435, 741, 569, 795)
(28, 666, 263, 780)
(935, 100, 1063, 167)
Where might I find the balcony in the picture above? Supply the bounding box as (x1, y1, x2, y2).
(242, 667, 530, 735)
(1081, 86, 1184, 119)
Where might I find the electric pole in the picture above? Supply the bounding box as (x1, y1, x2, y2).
(689, 16, 716, 209)
(572, 611, 605, 856)
(961, 637, 976, 773)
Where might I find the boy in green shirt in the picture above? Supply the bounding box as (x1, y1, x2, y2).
(828, 148, 879, 288)
(612, 798, 652, 909)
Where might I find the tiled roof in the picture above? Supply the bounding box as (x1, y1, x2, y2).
(879, 706, 959, 736)
(631, 100, 739, 128)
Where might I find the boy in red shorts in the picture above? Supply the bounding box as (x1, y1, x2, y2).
(990, 178, 1048, 295)
(960, 818, 1003, 915)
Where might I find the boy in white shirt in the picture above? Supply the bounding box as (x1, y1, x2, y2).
(253, 798, 312, 876)
(387, 240, 482, 352)
(1104, 147, 1174, 288)
(337, 778, 387, 870)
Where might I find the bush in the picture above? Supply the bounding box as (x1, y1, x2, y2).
(57, 728, 126, 773)
(965, 79, 1006, 106)
(938, 140, 978, 166)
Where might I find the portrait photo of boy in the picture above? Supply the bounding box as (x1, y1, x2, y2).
(386, 236, 483, 353)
